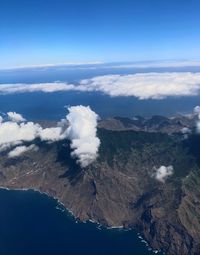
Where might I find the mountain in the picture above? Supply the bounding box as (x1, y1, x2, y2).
(0, 114, 200, 255)
(99, 114, 197, 133)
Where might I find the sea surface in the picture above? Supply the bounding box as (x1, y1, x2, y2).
(0, 189, 162, 255)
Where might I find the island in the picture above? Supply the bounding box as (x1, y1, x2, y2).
(0, 114, 200, 255)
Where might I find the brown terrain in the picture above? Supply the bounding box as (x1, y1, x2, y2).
(0, 114, 200, 255)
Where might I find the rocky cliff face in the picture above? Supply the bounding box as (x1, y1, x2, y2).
(0, 115, 200, 255)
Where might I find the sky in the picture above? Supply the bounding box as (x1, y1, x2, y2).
(1, 0, 200, 68)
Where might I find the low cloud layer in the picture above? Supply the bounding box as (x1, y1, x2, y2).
(66, 106, 100, 167)
(1, 72, 200, 99)
(80, 73, 200, 99)
(107, 60, 200, 69)
(0, 107, 100, 167)
(153, 165, 174, 182)
(0, 82, 76, 94)
(2, 59, 200, 71)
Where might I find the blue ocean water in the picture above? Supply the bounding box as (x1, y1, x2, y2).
(0, 189, 161, 255)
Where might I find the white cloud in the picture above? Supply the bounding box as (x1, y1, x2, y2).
(0, 141, 22, 153)
(181, 127, 191, 134)
(7, 112, 26, 122)
(0, 82, 77, 94)
(8, 144, 38, 158)
(0, 116, 3, 123)
(153, 165, 174, 182)
(2, 59, 200, 71)
(66, 105, 100, 167)
(107, 60, 200, 69)
(39, 127, 67, 142)
(0, 62, 103, 71)
(193, 106, 200, 133)
(79, 73, 200, 99)
(194, 105, 200, 115)
(0, 121, 41, 148)
(181, 127, 191, 139)
(197, 123, 200, 133)
(0, 115, 66, 153)
(1, 72, 200, 99)
(0, 108, 100, 167)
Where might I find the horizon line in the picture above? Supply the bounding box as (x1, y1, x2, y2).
(2, 58, 200, 71)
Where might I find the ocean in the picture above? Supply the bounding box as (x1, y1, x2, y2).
(0, 189, 161, 255)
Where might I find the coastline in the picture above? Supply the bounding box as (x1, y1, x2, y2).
(0, 186, 162, 254)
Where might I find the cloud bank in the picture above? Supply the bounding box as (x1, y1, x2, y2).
(1, 72, 200, 99)
(79, 73, 200, 99)
(0, 83, 76, 94)
(107, 60, 200, 69)
(153, 165, 174, 182)
(0, 107, 100, 167)
(66, 106, 100, 167)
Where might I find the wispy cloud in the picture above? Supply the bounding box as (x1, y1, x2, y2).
(1, 72, 200, 99)
(2, 59, 200, 71)
(0, 62, 104, 71)
(8, 144, 38, 158)
(0, 83, 77, 94)
(107, 60, 200, 69)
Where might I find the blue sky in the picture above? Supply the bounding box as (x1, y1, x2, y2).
(1, 0, 200, 68)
